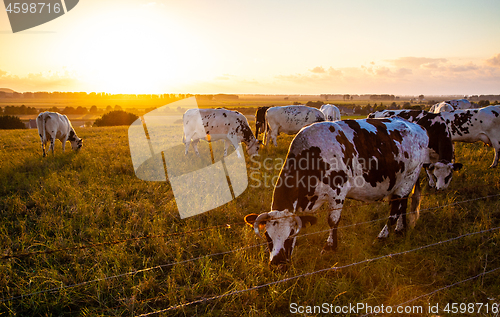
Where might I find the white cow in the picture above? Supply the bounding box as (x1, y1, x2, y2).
(264, 105, 325, 147)
(439, 105, 500, 167)
(183, 108, 261, 158)
(320, 104, 341, 121)
(431, 102, 454, 113)
(36, 111, 83, 157)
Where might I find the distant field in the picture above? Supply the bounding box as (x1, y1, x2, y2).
(0, 123, 499, 316)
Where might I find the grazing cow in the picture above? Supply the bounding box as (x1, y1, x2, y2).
(183, 108, 261, 158)
(36, 111, 83, 157)
(439, 106, 500, 167)
(254, 106, 270, 140)
(245, 118, 462, 266)
(320, 104, 341, 121)
(264, 105, 325, 147)
(368, 110, 461, 187)
(431, 102, 454, 113)
(430, 99, 472, 112)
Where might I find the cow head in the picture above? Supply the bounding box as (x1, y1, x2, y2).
(423, 161, 463, 190)
(244, 210, 317, 267)
(68, 130, 83, 152)
(246, 139, 262, 156)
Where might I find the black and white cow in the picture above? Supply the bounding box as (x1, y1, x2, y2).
(183, 108, 261, 158)
(245, 118, 462, 266)
(36, 111, 83, 157)
(264, 105, 325, 147)
(254, 106, 270, 140)
(320, 104, 341, 121)
(430, 99, 472, 112)
(368, 110, 462, 188)
(439, 106, 500, 167)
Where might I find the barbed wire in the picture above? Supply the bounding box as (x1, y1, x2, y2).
(360, 266, 500, 317)
(3, 181, 498, 261)
(135, 226, 500, 316)
(2, 193, 499, 304)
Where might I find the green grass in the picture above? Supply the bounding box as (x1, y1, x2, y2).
(0, 126, 499, 316)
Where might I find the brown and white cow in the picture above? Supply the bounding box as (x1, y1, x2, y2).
(320, 104, 341, 121)
(254, 106, 270, 140)
(183, 108, 261, 158)
(264, 105, 325, 147)
(245, 118, 461, 266)
(368, 110, 461, 189)
(439, 105, 500, 167)
(36, 111, 83, 157)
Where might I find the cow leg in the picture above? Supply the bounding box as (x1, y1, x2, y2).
(489, 143, 499, 168)
(49, 136, 56, 155)
(61, 138, 66, 152)
(191, 139, 200, 156)
(378, 195, 408, 239)
(324, 198, 345, 251)
(40, 136, 46, 157)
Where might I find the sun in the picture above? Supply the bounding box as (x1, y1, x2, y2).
(59, 4, 208, 94)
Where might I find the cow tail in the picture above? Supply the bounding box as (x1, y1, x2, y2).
(408, 175, 422, 228)
(41, 113, 47, 144)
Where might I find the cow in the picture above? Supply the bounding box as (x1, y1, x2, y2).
(264, 105, 325, 147)
(430, 99, 472, 112)
(244, 118, 462, 267)
(367, 110, 461, 187)
(320, 104, 341, 121)
(438, 106, 500, 168)
(183, 108, 261, 158)
(36, 111, 83, 157)
(254, 106, 270, 140)
(431, 102, 454, 113)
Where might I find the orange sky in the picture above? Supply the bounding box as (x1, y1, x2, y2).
(1, 0, 500, 95)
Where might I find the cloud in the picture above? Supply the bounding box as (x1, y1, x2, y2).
(388, 57, 448, 68)
(0, 68, 81, 92)
(309, 66, 326, 74)
(486, 53, 500, 67)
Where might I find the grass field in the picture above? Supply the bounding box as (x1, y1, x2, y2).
(1, 120, 499, 316)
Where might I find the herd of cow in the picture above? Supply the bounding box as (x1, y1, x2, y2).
(35, 99, 500, 268)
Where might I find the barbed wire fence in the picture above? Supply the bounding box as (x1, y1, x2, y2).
(1, 189, 499, 315)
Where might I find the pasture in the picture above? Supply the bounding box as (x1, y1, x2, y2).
(0, 121, 499, 316)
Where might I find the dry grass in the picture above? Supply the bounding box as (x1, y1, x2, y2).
(0, 126, 499, 316)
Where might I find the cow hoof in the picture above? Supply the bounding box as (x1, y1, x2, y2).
(322, 244, 337, 252)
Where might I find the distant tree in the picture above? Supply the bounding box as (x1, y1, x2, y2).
(114, 105, 123, 111)
(293, 101, 301, 105)
(93, 110, 139, 127)
(306, 101, 324, 108)
(48, 106, 59, 113)
(389, 102, 398, 109)
(402, 102, 412, 109)
(106, 105, 113, 112)
(63, 106, 76, 114)
(478, 100, 490, 107)
(76, 106, 88, 114)
(0, 115, 26, 129)
(89, 105, 98, 113)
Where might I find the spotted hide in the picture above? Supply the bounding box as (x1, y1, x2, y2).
(245, 118, 461, 267)
(183, 108, 261, 158)
(36, 111, 83, 157)
(254, 106, 269, 140)
(439, 105, 500, 167)
(264, 105, 325, 147)
(320, 104, 341, 121)
(368, 110, 462, 189)
(430, 99, 472, 112)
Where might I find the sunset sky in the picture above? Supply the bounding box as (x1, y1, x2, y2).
(1, 0, 500, 95)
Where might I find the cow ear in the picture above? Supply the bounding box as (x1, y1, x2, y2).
(244, 214, 259, 227)
(299, 215, 317, 227)
(453, 163, 463, 171)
